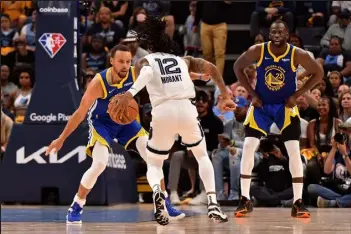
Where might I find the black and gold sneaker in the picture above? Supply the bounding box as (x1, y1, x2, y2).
(291, 199, 310, 218)
(234, 196, 253, 217)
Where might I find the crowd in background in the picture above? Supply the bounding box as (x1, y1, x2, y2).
(1, 0, 350, 208)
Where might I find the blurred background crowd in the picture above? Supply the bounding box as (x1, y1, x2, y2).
(1, 0, 350, 208)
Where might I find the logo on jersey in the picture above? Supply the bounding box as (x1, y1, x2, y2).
(38, 33, 66, 58)
(264, 65, 286, 91)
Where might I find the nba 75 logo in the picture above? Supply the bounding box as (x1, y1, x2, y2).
(38, 33, 66, 58)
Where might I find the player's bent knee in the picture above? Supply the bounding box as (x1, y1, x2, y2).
(146, 144, 169, 161)
(92, 141, 109, 171)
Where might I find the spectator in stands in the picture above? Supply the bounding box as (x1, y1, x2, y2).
(318, 78, 335, 97)
(311, 88, 322, 103)
(15, 10, 36, 51)
(329, 1, 351, 26)
(212, 97, 260, 201)
(82, 68, 96, 93)
(1, 65, 17, 108)
(1, 36, 35, 70)
(0, 1, 31, 24)
(82, 35, 108, 72)
(338, 84, 350, 99)
(288, 34, 315, 80)
(179, 1, 201, 57)
(1, 109, 13, 161)
(134, 0, 174, 39)
(307, 96, 341, 152)
(308, 121, 351, 208)
(250, 0, 295, 37)
(87, 7, 124, 50)
(121, 30, 148, 66)
(212, 94, 234, 125)
(7, 70, 33, 123)
(254, 33, 265, 44)
(296, 1, 328, 27)
(250, 138, 293, 207)
(194, 1, 231, 77)
(329, 71, 344, 97)
(321, 9, 351, 52)
(102, 0, 128, 28)
(129, 7, 147, 29)
(339, 91, 351, 122)
(317, 36, 351, 78)
(1, 14, 16, 48)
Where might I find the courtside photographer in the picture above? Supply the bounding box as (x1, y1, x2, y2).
(308, 118, 351, 208)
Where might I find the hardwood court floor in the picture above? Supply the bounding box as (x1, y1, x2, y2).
(1, 204, 350, 234)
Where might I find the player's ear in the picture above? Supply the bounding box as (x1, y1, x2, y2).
(110, 56, 113, 66)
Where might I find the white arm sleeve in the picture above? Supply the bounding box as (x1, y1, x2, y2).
(128, 66, 153, 97)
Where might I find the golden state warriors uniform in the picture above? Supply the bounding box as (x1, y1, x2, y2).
(86, 67, 147, 156)
(244, 41, 300, 136)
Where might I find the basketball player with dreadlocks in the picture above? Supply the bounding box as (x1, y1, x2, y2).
(233, 20, 323, 218)
(114, 16, 235, 225)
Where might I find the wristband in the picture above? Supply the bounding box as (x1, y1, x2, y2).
(128, 88, 138, 97)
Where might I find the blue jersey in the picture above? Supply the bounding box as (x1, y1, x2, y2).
(255, 41, 297, 104)
(86, 67, 147, 156)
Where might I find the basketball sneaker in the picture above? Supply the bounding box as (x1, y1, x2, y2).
(152, 186, 169, 225)
(207, 202, 228, 222)
(66, 202, 83, 224)
(291, 199, 310, 218)
(234, 196, 253, 217)
(166, 197, 186, 221)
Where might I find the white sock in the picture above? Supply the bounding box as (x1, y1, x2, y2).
(284, 140, 303, 203)
(292, 183, 303, 203)
(72, 194, 86, 208)
(240, 137, 260, 199)
(207, 193, 217, 205)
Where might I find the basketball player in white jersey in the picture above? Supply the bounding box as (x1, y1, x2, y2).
(113, 16, 236, 225)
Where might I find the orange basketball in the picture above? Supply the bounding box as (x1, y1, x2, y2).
(108, 96, 139, 125)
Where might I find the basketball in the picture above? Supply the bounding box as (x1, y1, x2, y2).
(108, 96, 139, 125)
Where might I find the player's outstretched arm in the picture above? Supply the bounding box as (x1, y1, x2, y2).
(233, 44, 261, 98)
(45, 77, 104, 155)
(183, 56, 229, 99)
(293, 48, 324, 98)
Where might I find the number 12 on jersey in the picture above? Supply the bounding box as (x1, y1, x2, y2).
(155, 58, 181, 75)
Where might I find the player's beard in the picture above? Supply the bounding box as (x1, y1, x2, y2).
(113, 67, 128, 78)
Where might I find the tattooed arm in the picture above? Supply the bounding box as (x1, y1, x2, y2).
(183, 56, 230, 99)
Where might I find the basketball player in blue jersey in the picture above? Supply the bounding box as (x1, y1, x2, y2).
(45, 44, 184, 224)
(233, 20, 323, 218)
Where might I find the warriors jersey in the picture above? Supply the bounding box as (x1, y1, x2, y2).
(255, 41, 297, 104)
(144, 53, 196, 108)
(86, 67, 146, 156)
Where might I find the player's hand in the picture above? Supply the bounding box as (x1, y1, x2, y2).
(285, 95, 297, 108)
(251, 95, 263, 108)
(114, 92, 133, 119)
(45, 138, 64, 156)
(219, 98, 236, 112)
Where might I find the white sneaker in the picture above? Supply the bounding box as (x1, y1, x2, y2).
(170, 191, 181, 205)
(188, 191, 207, 206)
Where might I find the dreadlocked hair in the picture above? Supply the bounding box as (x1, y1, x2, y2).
(135, 15, 181, 55)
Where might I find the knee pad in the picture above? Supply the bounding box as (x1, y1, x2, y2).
(91, 141, 109, 173)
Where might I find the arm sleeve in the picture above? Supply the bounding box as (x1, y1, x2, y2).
(128, 66, 153, 96)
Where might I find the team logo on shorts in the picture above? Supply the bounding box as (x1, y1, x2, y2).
(264, 65, 286, 91)
(38, 33, 66, 58)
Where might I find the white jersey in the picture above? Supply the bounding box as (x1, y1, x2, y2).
(144, 52, 196, 108)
